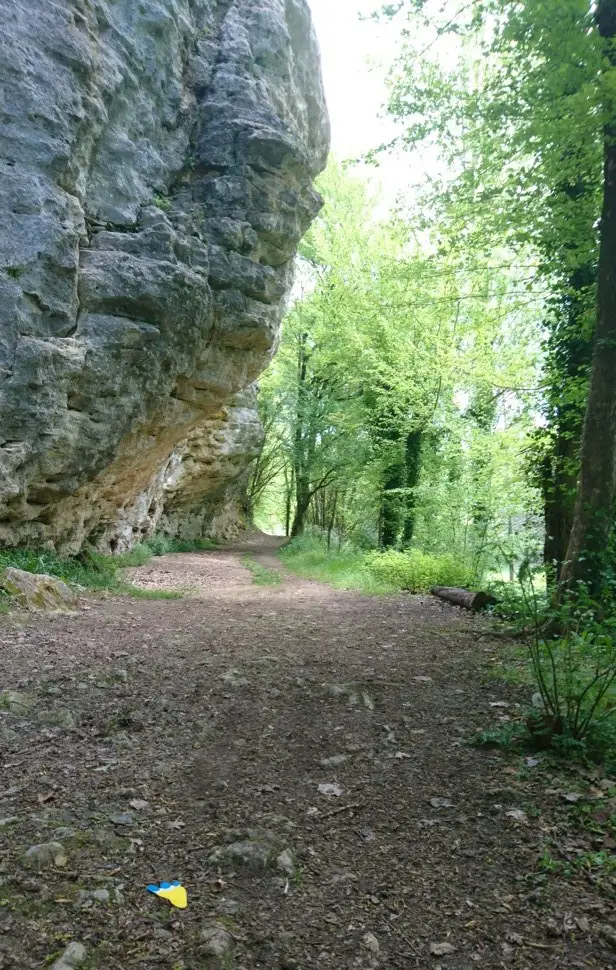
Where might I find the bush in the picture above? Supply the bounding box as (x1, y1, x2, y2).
(526, 626, 616, 743)
(280, 536, 395, 594)
(364, 549, 474, 592)
(145, 536, 218, 555)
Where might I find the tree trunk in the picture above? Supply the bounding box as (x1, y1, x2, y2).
(291, 478, 310, 538)
(327, 489, 338, 550)
(542, 430, 580, 585)
(560, 0, 616, 594)
(431, 586, 497, 612)
(283, 464, 294, 538)
(540, 259, 595, 586)
(402, 430, 423, 546)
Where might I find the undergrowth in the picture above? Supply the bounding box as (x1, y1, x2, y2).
(279, 535, 476, 595)
(472, 705, 616, 774)
(478, 560, 616, 768)
(365, 548, 475, 591)
(0, 536, 218, 603)
(279, 536, 396, 594)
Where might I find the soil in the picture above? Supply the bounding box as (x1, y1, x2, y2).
(0, 534, 614, 969)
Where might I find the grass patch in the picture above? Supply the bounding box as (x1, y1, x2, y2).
(483, 642, 536, 687)
(0, 536, 219, 605)
(279, 537, 396, 595)
(365, 548, 475, 591)
(539, 847, 616, 881)
(470, 709, 616, 773)
(241, 556, 282, 586)
(144, 536, 219, 556)
(470, 720, 530, 752)
(280, 536, 477, 595)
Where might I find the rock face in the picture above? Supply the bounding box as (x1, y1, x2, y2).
(0, 0, 329, 552)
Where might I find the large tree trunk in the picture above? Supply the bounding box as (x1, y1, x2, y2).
(540, 262, 595, 586)
(380, 456, 405, 549)
(543, 441, 578, 586)
(402, 430, 423, 546)
(291, 478, 310, 537)
(560, 0, 616, 594)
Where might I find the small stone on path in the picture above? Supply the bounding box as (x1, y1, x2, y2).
(320, 754, 348, 766)
(109, 811, 134, 826)
(50, 942, 86, 969)
(23, 841, 66, 870)
(276, 848, 295, 877)
(1, 690, 35, 713)
(430, 941, 457, 956)
(318, 783, 343, 797)
(201, 922, 234, 963)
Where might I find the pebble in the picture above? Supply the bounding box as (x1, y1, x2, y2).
(50, 942, 86, 969)
(52, 709, 79, 730)
(201, 922, 234, 960)
(22, 841, 65, 870)
(320, 754, 349, 766)
(216, 897, 242, 916)
(363, 933, 380, 954)
(74, 888, 112, 907)
(209, 839, 273, 869)
(275, 848, 295, 877)
(0, 690, 35, 712)
(109, 811, 134, 826)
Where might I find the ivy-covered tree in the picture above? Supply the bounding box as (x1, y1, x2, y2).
(375, 0, 616, 590)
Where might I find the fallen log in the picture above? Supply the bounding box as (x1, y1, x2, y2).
(431, 586, 497, 612)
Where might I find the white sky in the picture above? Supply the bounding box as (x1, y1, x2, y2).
(305, 0, 434, 205)
(307, 0, 399, 159)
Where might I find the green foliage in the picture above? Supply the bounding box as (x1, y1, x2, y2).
(280, 535, 396, 595)
(539, 848, 616, 882)
(471, 721, 530, 752)
(256, 159, 542, 570)
(528, 626, 616, 743)
(144, 536, 219, 555)
(365, 548, 474, 592)
(152, 194, 172, 211)
(481, 564, 616, 748)
(0, 547, 122, 592)
(280, 534, 475, 595)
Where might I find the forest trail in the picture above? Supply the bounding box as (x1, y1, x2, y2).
(0, 538, 613, 969)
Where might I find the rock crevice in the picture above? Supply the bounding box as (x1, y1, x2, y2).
(0, 0, 329, 552)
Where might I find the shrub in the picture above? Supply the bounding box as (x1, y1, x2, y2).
(280, 536, 395, 594)
(364, 549, 474, 592)
(526, 627, 616, 743)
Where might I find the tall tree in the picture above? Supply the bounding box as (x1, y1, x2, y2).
(255, 161, 541, 568)
(377, 0, 604, 584)
(560, 0, 616, 592)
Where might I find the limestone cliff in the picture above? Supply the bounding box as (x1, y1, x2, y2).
(0, 0, 329, 552)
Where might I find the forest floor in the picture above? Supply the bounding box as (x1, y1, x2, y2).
(0, 533, 615, 970)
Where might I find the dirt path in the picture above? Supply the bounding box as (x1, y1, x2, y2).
(0, 538, 614, 969)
